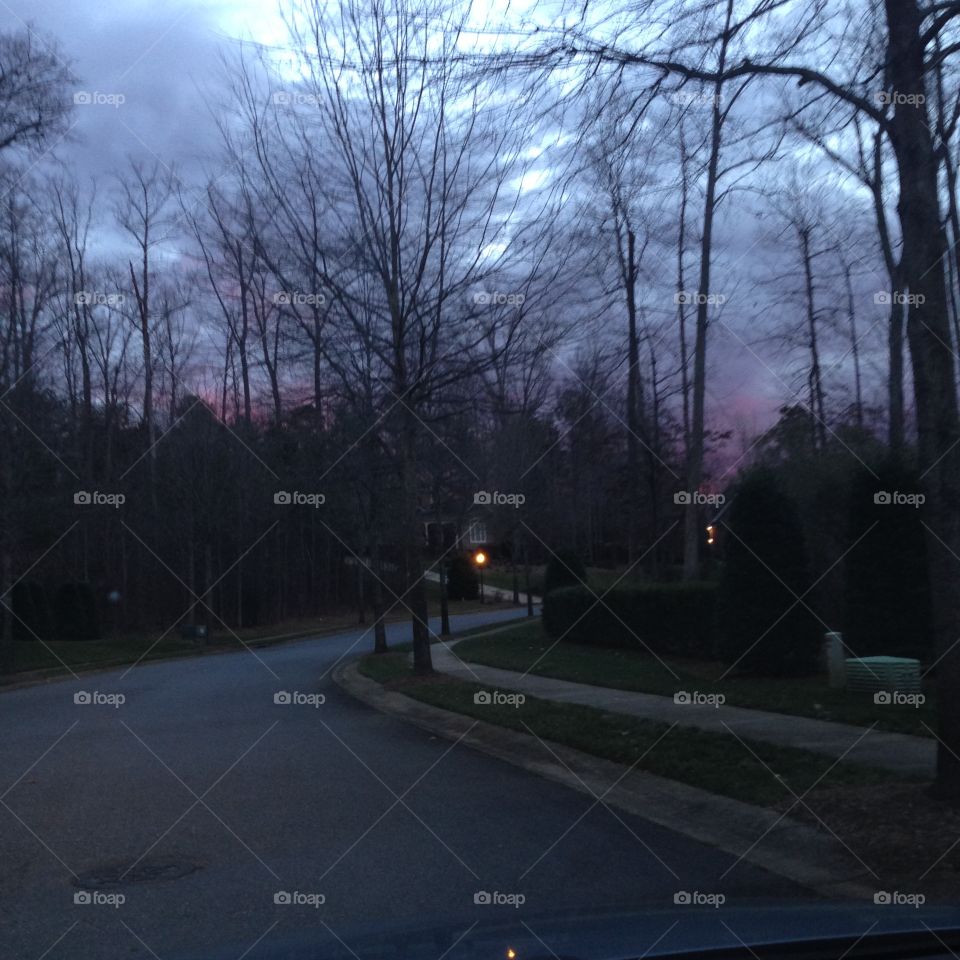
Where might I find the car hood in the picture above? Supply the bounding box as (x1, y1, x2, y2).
(186, 902, 960, 960)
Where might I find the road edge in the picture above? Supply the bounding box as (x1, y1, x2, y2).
(333, 658, 877, 902)
(0, 611, 533, 695)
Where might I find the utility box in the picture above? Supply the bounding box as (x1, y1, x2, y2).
(845, 655, 921, 694)
(823, 631, 847, 689)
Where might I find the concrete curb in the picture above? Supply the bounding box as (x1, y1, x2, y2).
(333, 658, 877, 901)
(0, 610, 536, 695)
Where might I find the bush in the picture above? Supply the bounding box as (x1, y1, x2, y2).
(446, 554, 478, 601)
(716, 469, 821, 676)
(10, 581, 54, 642)
(843, 458, 933, 660)
(543, 549, 587, 595)
(54, 582, 100, 641)
(542, 582, 717, 658)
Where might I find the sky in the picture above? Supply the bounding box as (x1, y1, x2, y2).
(0, 0, 895, 465)
(1, 0, 287, 186)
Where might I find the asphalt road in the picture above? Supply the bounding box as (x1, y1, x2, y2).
(0, 609, 809, 960)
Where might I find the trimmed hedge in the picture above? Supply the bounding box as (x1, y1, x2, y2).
(843, 458, 932, 660)
(716, 468, 821, 677)
(543, 549, 587, 595)
(10, 581, 54, 642)
(542, 583, 717, 659)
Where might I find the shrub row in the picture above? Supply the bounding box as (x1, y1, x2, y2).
(542, 583, 718, 659)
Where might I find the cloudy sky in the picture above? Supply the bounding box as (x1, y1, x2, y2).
(0, 0, 891, 464)
(1, 0, 288, 185)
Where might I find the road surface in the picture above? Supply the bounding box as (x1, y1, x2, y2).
(0, 609, 808, 960)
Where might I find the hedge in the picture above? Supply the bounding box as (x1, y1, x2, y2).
(542, 583, 718, 659)
(543, 549, 587, 595)
(10, 581, 54, 642)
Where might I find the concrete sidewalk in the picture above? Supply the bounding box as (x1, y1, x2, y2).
(423, 568, 540, 607)
(433, 642, 935, 778)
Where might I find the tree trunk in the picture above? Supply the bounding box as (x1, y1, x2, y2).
(885, 0, 960, 801)
(625, 228, 641, 564)
(683, 55, 725, 581)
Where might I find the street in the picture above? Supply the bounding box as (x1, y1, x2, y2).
(1, 610, 808, 959)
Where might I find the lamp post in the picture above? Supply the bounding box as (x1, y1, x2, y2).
(474, 549, 487, 603)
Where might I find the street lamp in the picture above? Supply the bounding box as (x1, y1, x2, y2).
(474, 549, 487, 603)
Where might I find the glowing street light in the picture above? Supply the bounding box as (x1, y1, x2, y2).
(474, 550, 487, 603)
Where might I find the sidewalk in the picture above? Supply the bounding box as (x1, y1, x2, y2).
(423, 568, 540, 607)
(433, 642, 935, 778)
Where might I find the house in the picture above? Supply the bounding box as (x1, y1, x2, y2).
(422, 510, 489, 554)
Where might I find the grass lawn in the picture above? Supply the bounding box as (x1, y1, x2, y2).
(357, 651, 911, 807)
(479, 564, 652, 596)
(453, 621, 937, 738)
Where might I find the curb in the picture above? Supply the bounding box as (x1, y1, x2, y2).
(333, 659, 877, 901)
(0, 612, 535, 695)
